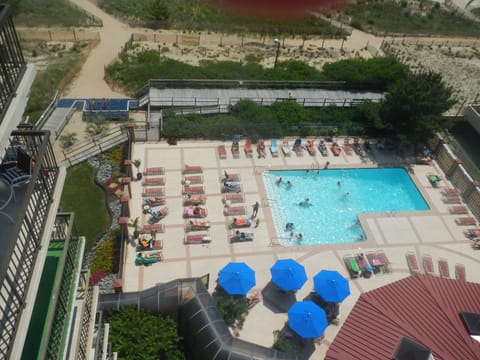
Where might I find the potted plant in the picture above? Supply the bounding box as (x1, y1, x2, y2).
(133, 159, 142, 181)
(128, 217, 140, 239)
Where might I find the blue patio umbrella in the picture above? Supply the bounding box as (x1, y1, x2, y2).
(313, 270, 350, 303)
(288, 301, 328, 339)
(219, 262, 256, 295)
(270, 258, 307, 291)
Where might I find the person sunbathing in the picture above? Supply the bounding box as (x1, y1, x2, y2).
(232, 217, 252, 227)
(224, 180, 239, 189)
(190, 219, 209, 227)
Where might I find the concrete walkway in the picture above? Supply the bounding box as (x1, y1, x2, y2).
(123, 139, 480, 358)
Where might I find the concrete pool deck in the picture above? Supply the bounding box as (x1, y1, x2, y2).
(122, 139, 479, 358)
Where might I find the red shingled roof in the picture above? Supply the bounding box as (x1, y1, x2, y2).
(326, 275, 480, 360)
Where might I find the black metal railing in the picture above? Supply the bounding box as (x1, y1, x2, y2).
(0, 130, 59, 359)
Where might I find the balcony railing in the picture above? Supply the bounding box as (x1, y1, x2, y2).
(0, 129, 59, 359)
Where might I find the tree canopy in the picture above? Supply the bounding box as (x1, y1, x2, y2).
(379, 71, 456, 142)
(106, 307, 185, 360)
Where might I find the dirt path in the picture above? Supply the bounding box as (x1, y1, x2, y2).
(64, 0, 132, 98)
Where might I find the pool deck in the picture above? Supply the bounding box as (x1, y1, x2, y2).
(123, 139, 479, 358)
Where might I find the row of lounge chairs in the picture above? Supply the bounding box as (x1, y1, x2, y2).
(217, 137, 371, 159)
(136, 165, 166, 265)
(405, 251, 466, 281)
(343, 250, 390, 279)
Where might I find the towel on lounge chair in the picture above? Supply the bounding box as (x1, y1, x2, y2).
(183, 175, 204, 185)
(184, 233, 212, 244)
(231, 217, 253, 228)
(222, 182, 242, 193)
(270, 139, 279, 157)
(282, 140, 291, 156)
(244, 139, 253, 157)
(343, 255, 361, 279)
(183, 206, 207, 218)
(331, 143, 341, 156)
(135, 251, 163, 265)
(318, 139, 328, 157)
(223, 193, 244, 203)
(293, 138, 304, 156)
(231, 231, 254, 243)
(343, 138, 353, 155)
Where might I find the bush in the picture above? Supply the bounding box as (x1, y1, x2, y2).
(106, 307, 185, 359)
(216, 295, 248, 327)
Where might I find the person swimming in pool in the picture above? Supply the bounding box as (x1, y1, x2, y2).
(285, 222, 294, 231)
(298, 198, 311, 206)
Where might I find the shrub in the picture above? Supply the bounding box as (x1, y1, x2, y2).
(90, 232, 115, 275)
(216, 295, 248, 327)
(59, 132, 78, 148)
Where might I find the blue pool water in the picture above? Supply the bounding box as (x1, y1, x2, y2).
(263, 168, 429, 246)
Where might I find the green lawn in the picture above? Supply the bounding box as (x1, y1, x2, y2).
(343, 0, 480, 37)
(60, 163, 110, 250)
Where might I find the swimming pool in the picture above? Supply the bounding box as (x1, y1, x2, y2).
(263, 168, 429, 246)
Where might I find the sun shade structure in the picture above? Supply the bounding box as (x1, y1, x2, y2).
(219, 262, 255, 295)
(287, 301, 328, 339)
(326, 275, 480, 359)
(313, 270, 350, 303)
(270, 259, 307, 292)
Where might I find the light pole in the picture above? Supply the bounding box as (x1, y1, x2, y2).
(273, 38, 281, 71)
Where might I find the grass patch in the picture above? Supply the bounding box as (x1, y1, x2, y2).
(24, 41, 88, 124)
(60, 163, 110, 251)
(342, 0, 480, 36)
(9, 0, 98, 27)
(98, 0, 342, 36)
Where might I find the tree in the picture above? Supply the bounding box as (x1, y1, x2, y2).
(107, 307, 184, 360)
(379, 71, 456, 142)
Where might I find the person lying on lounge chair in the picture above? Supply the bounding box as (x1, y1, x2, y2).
(224, 180, 239, 189)
(189, 220, 210, 228)
(232, 217, 253, 227)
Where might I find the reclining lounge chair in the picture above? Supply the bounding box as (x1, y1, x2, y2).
(270, 139, 279, 157)
(184, 233, 212, 244)
(183, 165, 203, 174)
(231, 231, 254, 243)
(183, 206, 207, 218)
(224, 205, 247, 216)
(455, 217, 477, 226)
(184, 194, 207, 205)
(135, 251, 163, 265)
(186, 220, 211, 232)
(293, 138, 304, 156)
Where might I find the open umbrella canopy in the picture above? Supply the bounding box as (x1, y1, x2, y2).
(313, 270, 350, 303)
(219, 262, 256, 295)
(288, 301, 328, 338)
(270, 258, 307, 291)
